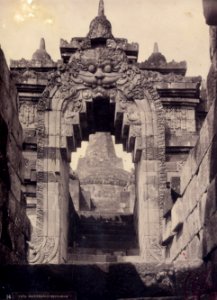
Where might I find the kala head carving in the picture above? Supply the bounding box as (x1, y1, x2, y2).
(68, 48, 128, 97)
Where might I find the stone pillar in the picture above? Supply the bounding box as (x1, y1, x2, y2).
(134, 96, 165, 263)
(28, 108, 69, 264)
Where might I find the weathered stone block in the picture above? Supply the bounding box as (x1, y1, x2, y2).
(181, 188, 190, 218)
(187, 175, 198, 214)
(187, 233, 203, 262)
(196, 146, 210, 200)
(162, 217, 174, 245)
(48, 111, 61, 136)
(203, 212, 217, 258)
(166, 133, 198, 148)
(170, 176, 180, 195)
(180, 222, 191, 250)
(186, 204, 202, 240)
(80, 190, 91, 210)
(171, 197, 184, 232)
(47, 183, 60, 237)
(8, 164, 22, 202)
(169, 235, 179, 261)
(166, 161, 179, 173)
(7, 135, 22, 176)
(209, 134, 217, 182)
(147, 209, 160, 223)
(7, 191, 16, 217)
(199, 192, 208, 227)
(196, 120, 211, 165)
(207, 64, 217, 108)
(120, 191, 130, 210)
(180, 157, 192, 195)
(69, 179, 80, 211)
(163, 187, 173, 217)
(0, 49, 10, 90)
(204, 176, 217, 220)
(0, 82, 11, 122)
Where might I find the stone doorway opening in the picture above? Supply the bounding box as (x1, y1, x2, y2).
(68, 131, 139, 264)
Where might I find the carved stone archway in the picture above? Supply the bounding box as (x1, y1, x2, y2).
(28, 44, 166, 264)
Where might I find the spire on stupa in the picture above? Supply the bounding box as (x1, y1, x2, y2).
(40, 37, 46, 50)
(153, 42, 159, 53)
(32, 38, 52, 61)
(145, 42, 166, 66)
(98, 0, 105, 16)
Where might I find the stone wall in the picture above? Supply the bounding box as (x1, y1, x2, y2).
(0, 49, 30, 264)
(162, 24, 217, 264)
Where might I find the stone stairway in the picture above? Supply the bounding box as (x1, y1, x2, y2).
(68, 211, 139, 264)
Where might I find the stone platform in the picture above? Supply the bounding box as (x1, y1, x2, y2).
(0, 262, 217, 300)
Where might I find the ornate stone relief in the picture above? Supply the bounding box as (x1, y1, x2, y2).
(28, 236, 59, 264)
(19, 103, 37, 128)
(40, 45, 191, 122)
(49, 47, 149, 109)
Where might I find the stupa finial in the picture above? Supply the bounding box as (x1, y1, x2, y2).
(153, 42, 159, 53)
(98, 0, 105, 16)
(40, 38, 46, 50)
(32, 37, 52, 61)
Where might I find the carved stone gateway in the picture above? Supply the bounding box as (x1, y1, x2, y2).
(10, 0, 203, 265)
(31, 40, 166, 263)
(3, 0, 217, 298)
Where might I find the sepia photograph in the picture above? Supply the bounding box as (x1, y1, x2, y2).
(0, 0, 216, 299)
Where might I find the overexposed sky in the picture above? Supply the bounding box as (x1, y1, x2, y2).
(0, 0, 210, 78)
(0, 0, 211, 170)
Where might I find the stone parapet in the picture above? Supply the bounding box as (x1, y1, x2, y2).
(0, 48, 30, 264)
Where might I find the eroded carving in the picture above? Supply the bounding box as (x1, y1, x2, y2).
(50, 47, 153, 110)
(28, 236, 59, 264)
(19, 103, 37, 128)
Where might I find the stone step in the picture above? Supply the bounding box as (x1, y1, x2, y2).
(77, 222, 135, 231)
(68, 253, 119, 263)
(76, 233, 137, 243)
(68, 247, 139, 256)
(78, 211, 134, 223)
(76, 227, 135, 236)
(67, 253, 141, 264)
(77, 219, 135, 230)
(77, 227, 135, 238)
(75, 238, 138, 249)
